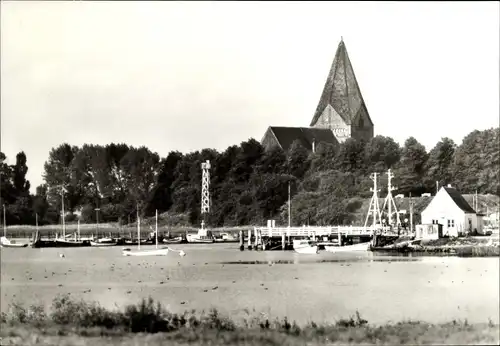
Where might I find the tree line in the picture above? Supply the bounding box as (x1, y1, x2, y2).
(0, 127, 498, 227)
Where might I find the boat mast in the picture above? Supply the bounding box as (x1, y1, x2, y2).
(381, 169, 400, 230)
(3, 204, 6, 237)
(61, 186, 66, 238)
(364, 172, 382, 231)
(155, 209, 158, 249)
(137, 203, 140, 250)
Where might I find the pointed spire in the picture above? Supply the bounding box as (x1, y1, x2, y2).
(310, 39, 372, 128)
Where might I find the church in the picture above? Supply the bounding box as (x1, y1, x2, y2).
(261, 38, 374, 152)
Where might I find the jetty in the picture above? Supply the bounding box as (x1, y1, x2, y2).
(239, 169, 408, 251)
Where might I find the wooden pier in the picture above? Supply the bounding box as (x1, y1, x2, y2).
(238, 226, 399, 251)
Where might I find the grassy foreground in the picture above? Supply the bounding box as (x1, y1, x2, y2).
(1, 295, 498, 345)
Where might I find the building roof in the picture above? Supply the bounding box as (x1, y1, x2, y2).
(310, 39, 373, 127)
(443, 187, 477, 214)
(268, 126, 339, 152)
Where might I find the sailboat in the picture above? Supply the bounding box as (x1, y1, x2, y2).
(122, 209, 186, 257)
(0, 204, 29, 248)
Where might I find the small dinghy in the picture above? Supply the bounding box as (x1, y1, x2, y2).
(122, 247, 170, 256)
(0, 236, 28, 248)
(293, 239, 319, 254)
(325, 242, 370, 253)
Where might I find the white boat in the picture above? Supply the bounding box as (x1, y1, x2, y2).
(186, 223, 215, 243)
(0, 205, 29, 248)
(121, 209, 186, 258)
(91, 237, 117, 247)
(0, 236, 28, 248)
(293, 239, 319, 254)
(325, 242, 371, 253)
(122, 247, 170, 256)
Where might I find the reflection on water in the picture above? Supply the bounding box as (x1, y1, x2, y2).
(1, 243, 499, 326)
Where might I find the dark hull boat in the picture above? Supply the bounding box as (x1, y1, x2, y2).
(31, 231, 91, 248)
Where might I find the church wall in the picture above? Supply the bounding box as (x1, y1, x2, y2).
(312, 105, 351, 143)
(260, 128, 282, 151)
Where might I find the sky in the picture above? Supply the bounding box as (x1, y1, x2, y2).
(1, 1, 499, 193)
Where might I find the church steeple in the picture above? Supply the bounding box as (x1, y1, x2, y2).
(310, 39, 373, 131)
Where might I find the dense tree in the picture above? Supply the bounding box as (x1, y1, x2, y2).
(393, 137, 429, 196)
(287, 140, 311, 179)
(364, 136, 401, 173)
(334, 138, 367, 176)
(424, 137, 456, 193)
(451, 128, 499, 195)
(2, 126, 497, 227)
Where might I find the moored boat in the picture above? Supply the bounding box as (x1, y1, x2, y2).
(90, 237, 117, 247)
(325, 242, 370, 253)
(293, 239, 319, 254)
(0, 236, 28, 248)
(186, 226, 215, 243)
(122, 247, 170, 256)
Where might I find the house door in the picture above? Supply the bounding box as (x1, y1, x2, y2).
(437, 224, 443, 238)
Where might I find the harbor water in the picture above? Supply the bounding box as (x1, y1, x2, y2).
(1, 243, 498, 325)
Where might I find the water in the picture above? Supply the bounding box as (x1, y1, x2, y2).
(1, 243, 499, 325)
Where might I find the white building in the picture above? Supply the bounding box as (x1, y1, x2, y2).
(420, 185, 482, 237)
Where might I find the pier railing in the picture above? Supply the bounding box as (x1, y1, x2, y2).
(253, 226, 392, 238)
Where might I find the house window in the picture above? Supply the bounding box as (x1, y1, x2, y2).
(432, 219, 438, 225)
(447, 219, 455, 228)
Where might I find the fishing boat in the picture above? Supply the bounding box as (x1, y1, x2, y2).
(121, 209, 187, 257)
(186, 221, 215, 243)
(325, 242, 370, 253)
(0, 205, 29, 248)
(293, 239, 319, 254)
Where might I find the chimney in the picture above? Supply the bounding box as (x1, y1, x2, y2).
(447, 184, 452, 188)
(312, 138, 316, 153)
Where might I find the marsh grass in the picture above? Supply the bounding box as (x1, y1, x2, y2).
(1, 295, 499, 345)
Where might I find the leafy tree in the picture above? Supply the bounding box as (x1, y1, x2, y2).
(393, 137, 429, 196)
(364, 136, 401, 173)
(451, 128, 499, 195)
(145, 151, 183, 215)
(43, 143, 80, 212)
(309, 142, 337, 173)
(287, 140, 310, 179)
(120, 146, 160, 216)
(424, 137, 456, 193)
(334, 138, 367, 176)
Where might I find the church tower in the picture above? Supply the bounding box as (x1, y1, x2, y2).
(310, 38, 374, 143)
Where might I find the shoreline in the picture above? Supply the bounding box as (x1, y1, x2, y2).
(370, 235, 500, 257)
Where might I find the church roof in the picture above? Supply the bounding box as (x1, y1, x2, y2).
(310, 39, 373, 127)
(443, 187, 477, 214)
(267, 127, 338, 152)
